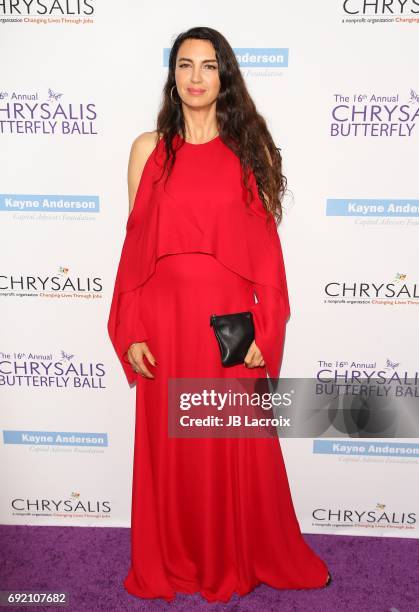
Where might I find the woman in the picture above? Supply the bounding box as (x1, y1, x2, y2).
(108, 26, 331, 603)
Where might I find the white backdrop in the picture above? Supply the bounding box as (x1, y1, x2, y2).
(1, 0, 418, 537)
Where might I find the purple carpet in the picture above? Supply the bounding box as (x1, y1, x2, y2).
(0, 525, 418, 611)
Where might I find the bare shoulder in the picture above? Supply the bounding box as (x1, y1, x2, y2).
(127, 131, 161, 213)
(129, 130, 161, 165)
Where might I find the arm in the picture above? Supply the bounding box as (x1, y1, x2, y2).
(109, 132, 158, 383)
(248, 205, 290, 379)
(128, 131, 160, 214)
(115, 287, 149, 369)
(249, 282, 288, 379)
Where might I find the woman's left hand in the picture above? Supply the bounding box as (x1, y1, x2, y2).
(244, 340, 265, 368)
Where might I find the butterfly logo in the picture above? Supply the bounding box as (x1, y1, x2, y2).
(393, 272, 406, 283)
(408, 89, 419, 104)
(376, 502, 386, 510)
(48, 88, 63, 102)
(58, 266, 69, 275)
(71, 492, 80, 499)
(384, 358, 400, 370)
(61, 350, 75, 361)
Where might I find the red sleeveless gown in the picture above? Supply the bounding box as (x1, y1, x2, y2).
(108, 134, 329, 603)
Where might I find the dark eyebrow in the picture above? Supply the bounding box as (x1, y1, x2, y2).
(177, 57, 218, 63)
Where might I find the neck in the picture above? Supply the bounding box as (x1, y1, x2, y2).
(182, 124, 219, 144)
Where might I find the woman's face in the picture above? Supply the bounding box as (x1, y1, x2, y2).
(174, 38, 220, 108)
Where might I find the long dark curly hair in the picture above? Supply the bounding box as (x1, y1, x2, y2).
(155, 26, 287, 226)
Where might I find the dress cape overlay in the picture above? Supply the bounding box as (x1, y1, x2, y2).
(107, 133, 291, 383)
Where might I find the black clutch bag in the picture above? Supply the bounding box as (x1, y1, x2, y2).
(209, 311, 255, 367)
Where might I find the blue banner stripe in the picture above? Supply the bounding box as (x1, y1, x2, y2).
(3, 430, 108, 447)
(163, 47, 288, 67)
(313, 439, 419, 456)
(0, 194, 100, 213)
(326, 198, 419, 217)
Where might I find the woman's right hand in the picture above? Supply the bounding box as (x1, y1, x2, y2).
(127, 342, 157, 379)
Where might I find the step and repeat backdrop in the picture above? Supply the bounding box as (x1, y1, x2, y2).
(1, 1, 418, 537)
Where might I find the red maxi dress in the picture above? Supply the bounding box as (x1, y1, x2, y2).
(107, 133, 329, 603)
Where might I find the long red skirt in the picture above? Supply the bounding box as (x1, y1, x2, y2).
(123, 252, 328, 603)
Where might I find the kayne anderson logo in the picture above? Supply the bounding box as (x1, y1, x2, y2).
(163, 47, 288, 78)
(323, 273, 419, 305)
(341, 0, 419, 24)
(10, 492, 111, 520)
(0, 348, 106, 388)
(313, 440, 419, 461)
(0, 266, 103, 299)
(0, 194, 100, 222)
(3, 430, 108, 451)
(330, 89, 419, 137)
(0, 0, 95, 24)
(326, 198, 419, 226)
(312, 503, 416, 532)
(0, 88, 98, 135)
